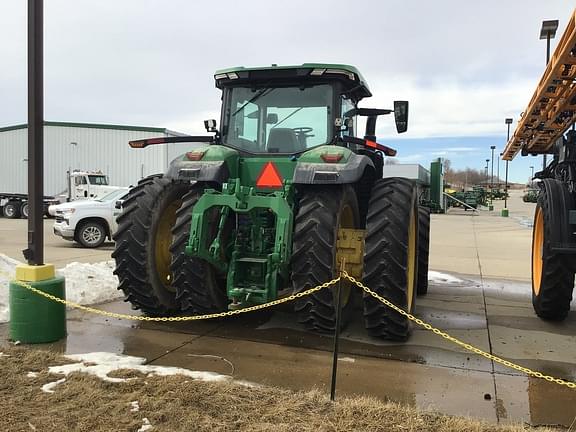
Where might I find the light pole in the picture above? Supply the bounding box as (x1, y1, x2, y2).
(540, 19, 559, 171)
(490, 145, 496, 187)
(530, 165, 534, 186)
(503, 118, 513, 217)
(485, 159, 490, 182)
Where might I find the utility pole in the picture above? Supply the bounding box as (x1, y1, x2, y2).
(490, 145, 495, 188)
(503, 118, 513, 217)
(24, 0, 44, 265)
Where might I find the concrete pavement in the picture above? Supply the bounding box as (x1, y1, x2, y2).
(430, 190, 534, 282)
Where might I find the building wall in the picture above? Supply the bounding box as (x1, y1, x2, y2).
(0, 124, 186, 196)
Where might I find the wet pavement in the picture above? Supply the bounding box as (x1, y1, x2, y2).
(1, 274, 575, 427)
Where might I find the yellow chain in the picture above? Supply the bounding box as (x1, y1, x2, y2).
(6, 274, 340, 322)
(3, 268, 575, 389)
(342, 271, 576, 390)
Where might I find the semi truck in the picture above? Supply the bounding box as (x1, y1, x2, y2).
(0, 170, 123, 218)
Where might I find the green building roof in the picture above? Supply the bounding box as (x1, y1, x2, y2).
(0, 121, 178, 134)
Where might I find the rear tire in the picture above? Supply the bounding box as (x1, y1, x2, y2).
(417, 206, 430, 296)
(3, 201, 21, 219)
(170, 188, 228, 314)
(112, 175, 190, 316)
(292, 186, 359, 333)
(363, 178, 418, 340)
(21, 202, 29, 219)
(531, 182, 575, 320)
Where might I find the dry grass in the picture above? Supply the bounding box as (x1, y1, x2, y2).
(0, 346, 561, 432)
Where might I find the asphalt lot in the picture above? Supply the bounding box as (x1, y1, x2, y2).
(1, 189, 575, 426)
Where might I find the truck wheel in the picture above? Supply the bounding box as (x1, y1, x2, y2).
(170, 188, 228, 314)
(112, 175, 190, 316)
(76, 221, 106, 248)
(531, 183, 575, 321)
(21, 202, 29, 219)
(3, 201, 21, 219)
(292, 185, 359, 332)
(363, 178, 418, 340)
(417, 206, 430, 296)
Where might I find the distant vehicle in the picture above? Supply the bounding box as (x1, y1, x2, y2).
(1, 170, 124, 219)
(522, 189, 539, 203)
(0, 193, 58, 219)
(47, 170, 125, 216)
(52, 188, 129, 248)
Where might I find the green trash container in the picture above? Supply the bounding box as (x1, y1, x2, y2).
(9, 264, 66, 343)
(501, 208, 509, 217)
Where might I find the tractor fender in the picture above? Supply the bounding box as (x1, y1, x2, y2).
(539, 178, 576, 255)
(165, 158, 230, 184)
(293, 153, 374, 184)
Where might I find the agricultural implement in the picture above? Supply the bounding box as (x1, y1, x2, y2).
(503, 10, 576, 321)
(113, 63, 431, 340)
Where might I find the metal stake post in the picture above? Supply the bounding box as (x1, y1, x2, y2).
(330, 260, 345, 401)
(25, 0, 44, 265)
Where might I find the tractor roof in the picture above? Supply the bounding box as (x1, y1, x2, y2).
(214, 63, 372, 100)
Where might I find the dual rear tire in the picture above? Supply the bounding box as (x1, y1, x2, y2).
(113, 174, 425, 341)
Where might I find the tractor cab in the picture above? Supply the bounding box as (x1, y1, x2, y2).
(212, 64, 407, 160)
(214, 64, 372, 155)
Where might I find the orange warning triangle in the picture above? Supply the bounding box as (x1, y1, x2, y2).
(256, 162, 283, 188)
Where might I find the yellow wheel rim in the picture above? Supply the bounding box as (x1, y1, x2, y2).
(406, 207, 417, 312)
(336, 203, 355, 305)
(532, 206, 544, 296)
(155, 199, 181, 292)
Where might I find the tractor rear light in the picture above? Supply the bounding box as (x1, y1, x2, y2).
(321, 153, 343, 163)
(310, 68, 326, 76)
(214, 73, 228, 80)
(186, 151, 205, 161)
(227, 72, 239, 79)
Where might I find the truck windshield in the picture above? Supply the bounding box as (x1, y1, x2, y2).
(222, 84, 333, 154)
(88, 175, 109, 185)
(98, 189, 128, 202)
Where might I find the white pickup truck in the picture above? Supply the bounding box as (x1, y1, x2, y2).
(52, 188, 129, 248)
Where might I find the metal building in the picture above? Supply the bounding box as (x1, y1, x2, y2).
(0, 122, 190, 195)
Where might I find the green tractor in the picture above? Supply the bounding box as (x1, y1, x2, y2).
(112, 64, 430, 340)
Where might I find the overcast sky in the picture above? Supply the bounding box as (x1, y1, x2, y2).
(1, 0, 574, 182)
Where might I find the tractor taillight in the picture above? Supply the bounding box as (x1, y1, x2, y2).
(321, 153, 343, 163)
(186, 151, 205, 161)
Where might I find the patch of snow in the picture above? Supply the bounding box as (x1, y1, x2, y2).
(57, 260, 122, 306)
(428, 271, 463, 284)
(0, 352, 9, 358)
(27, 372, 39, 378)
(0, 254, 122, 323)
(130, 401, 140, 412)
(0, 254, 20, 323)
(48, 352, 235, 385)
(41, 378, 66, 393)
(338, 357, 355, 363)
(137, 418, 152, 432)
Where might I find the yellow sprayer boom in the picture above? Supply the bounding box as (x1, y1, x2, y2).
(503, 10, 576, 160)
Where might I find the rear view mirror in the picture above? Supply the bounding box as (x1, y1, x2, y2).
(266, 113, 278, 124)
(394, 101, 409, 134)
